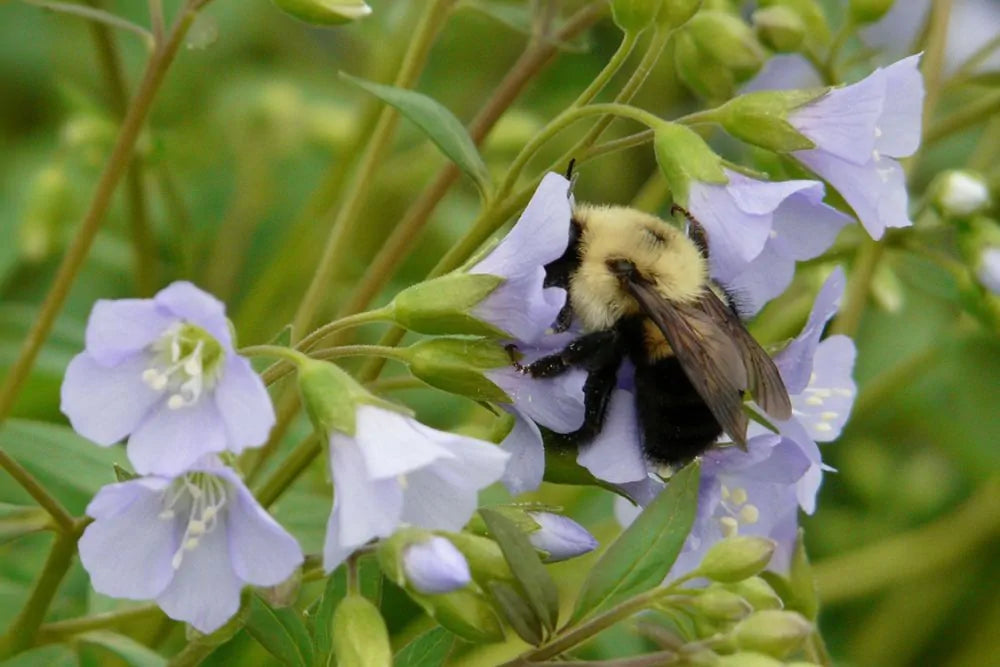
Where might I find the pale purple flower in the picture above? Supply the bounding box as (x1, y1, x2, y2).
(402, 536, 471, 594)
(526, 511, 598, 562)
(788, 54, 924, 239)
(78, 459, 302, 633)
(978, 248, 1000, 295)
(61, 282, 275, 477)
(687, 170, 847, 287)
(742, 54, 821, 92)
(324, 405, 509, 571)
(469, 173, 573, 344)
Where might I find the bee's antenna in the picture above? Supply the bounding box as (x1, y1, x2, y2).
(671, 204, 709, 258)
(566, 159, 580, 199)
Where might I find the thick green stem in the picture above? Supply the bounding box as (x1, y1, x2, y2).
(298, 306, 395, 351)
(291, 0, 458, 340)
(0, 450, 75, 533)
(0, 1, 202, 422)
(255, 435, 322, 508)
(829, 238, 883, 337)
(923, 90, 1000, 145)
(37, 605, 162, 644)
(0, 527, 82, 658)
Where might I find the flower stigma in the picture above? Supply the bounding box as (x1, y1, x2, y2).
(159, 472, 230, 570)
(141, 323, 225, 410)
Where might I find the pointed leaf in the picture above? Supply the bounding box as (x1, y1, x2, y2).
(340, 73, 493, 199)
(487, 580, 544, 646)
(76, 631, 166, 667)
(246, 594, 314, 667)
(479, 508, 559, 633)
(393, 626, 454, 667)
(571, 462, 700, 624)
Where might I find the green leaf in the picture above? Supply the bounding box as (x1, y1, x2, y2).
(487, 580, 544, 646)
(570, 461, 700, 624)
(0, 419, 129, 514)
(77, 631, 166, 667)
(393, 626, 454, 667)
(246, 594, 315, 667)
(0, 502, 50, 541)
(479, 508, 559, 633)
(4, 644, 76, 667)
(339, 73, 493, 199)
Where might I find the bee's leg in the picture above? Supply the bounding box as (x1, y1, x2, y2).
(563, 360, 619, 442)
(551, 302, 574, 333)
(671, 204, 709, 258)
(509, 329, 619, 377)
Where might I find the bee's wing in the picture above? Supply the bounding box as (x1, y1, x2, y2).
(698, 290, 793, 421)
(626, 280, 750, 448)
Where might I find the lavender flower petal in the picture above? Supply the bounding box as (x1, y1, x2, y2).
(774, 268, 846, 394)
(225, 471, 304, 586)
(498, 408, 545, 495)
(84, 299, 175, 366)
(352, 406, 454, 479)
(527, 511, 598, 562)
(403, 537, 471, 594)
(213, 356, 276, 454)
(576, 389, 647, 484)
(127, 399, 228, 476)
(154, 281, 232, 348)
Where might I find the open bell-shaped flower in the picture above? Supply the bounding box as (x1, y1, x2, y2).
(78, 458, 302, 633)
(61, 281, 275, 476)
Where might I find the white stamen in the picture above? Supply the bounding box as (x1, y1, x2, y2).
(834, 388, 854, 397)
(167, 394, 186, 410)
(719, 517, 739, 538)
(720, 485, 731, 500)
(397, 474, 409, 490)
(809, 372, 817, 384)
(814, 422, 833, 433)
(739, 504, 760, 525)
(730, 487, 748, 506)
(806, 396, 824, 406)
(874, 127, 883, 138)
(806, 388, 832, 397)
(165, 473, 229, 570)
(820, 411, 838, 420)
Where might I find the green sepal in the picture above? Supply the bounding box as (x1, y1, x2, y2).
(330, 594, 392, 667)
(849, 0, 895, 24)
(656, 0, 701, 29)
(390, 273, 507, 337)
(717, 89, 824, 152)
(673, 28, 736, 100)
(685, 11, 766, 82)
(720, 577, 783, 611)
(407, 338, 512, 403)
(113, 463, 138, 483)
(611, 0, 662, 34)
(759, 0, 831, 51)
(441, 531, 515, 587)
(732, 610, 812, 659)
(297, 358, 361, 436)
(697, 536, 776, 583)
(653, 122, 728, 204)
(692, 588, 753, 622)
(271, 0, 371, 26)
(752, 5, 806, 52)
(408, 588, 506, 643)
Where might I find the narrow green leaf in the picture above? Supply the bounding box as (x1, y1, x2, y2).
(5, 644, 76, 667)
(487, 580, 544, 646)
(77, 631, 166, 667)
(339, 72, 493, 199)
(571, 462, 701, 624)
(246, 594, 315, 667)
(479, 508, 559, 633)
(393, 626, 454, 667)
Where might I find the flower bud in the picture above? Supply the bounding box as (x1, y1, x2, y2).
(698, 537, 776, 583)
(678, 11, 766, 96)
(673, 28, 735, 100)
(653, 122, 727, 202)
(612, 0, 662, 34)
(716, 653, 784, 667)
(390, 273, 506, 337)
(524, 511, 598, 562)
(656, 0, 701, 29)
(849, 0, 895, 24)
(407, 338, 511, 403)
(717, 90, 822, 152)
(759, 0, 831, 51)
(330, 594, 392, 667)
(271, 0, 372, 26)
(724, 577, 783, 611)
(18, 165, 72, 262)
(977, 247, 1000, 295)
(444, 532, 516, 585)
(732, 610, 812, 659)
(297, 358, 363, 436)
(693, 589, 753, 622)
(752, 6, 805, 52)
(409, 588, 505, 643)
(930, 170, 992, 218)
(402, 536, 471, 594)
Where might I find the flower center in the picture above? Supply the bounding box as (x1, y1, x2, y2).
(159, 472, 229, 570)
(717, 484, 760, 538)
(141, 322, 225, 409)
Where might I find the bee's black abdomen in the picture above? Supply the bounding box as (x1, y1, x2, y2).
(633, 357, 723, 466)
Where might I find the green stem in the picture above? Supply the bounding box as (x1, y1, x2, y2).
(0, 0, 203, 422)
(290, 0, 458, 340)
(572, 29, 640, 106)
(0, 527, 82, 658)
(946, 32, 1000, 87)
(239, 344, 312, 367)
(908, 0, 955, 173)
(255, 435, 322, 508)
(37, 604, 162, 644)
(297, 306, 395, 351)
(923, 90, 1000, 145)
(829, 238, 883, 337)
(259, 344, 409, 386)
(0, 450, 75, 533)
(850, 343, 940, 423)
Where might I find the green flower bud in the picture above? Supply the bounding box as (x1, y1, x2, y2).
(407, 338, 511, 403)
(331, 594, 392, 667)
(698, 536, 776, 583)
(716, 652, 784, 667)
(612, 0, 662, 33)
(653, 122, 727, 203)
(443, 532, 516, 586)
(693, 588, 753, 622)
(297, 357, 406, 437)
(656, 0, 702, 29)
(686, 11, 766, 81)
(929, 169, 992, 219)
(759, 0, 830, 50)
(849, 0, 895, 24)
(390, 273, 506, 337)
(717, 89, 823, 152)
(18, 165, 73, 262)
(409, 588, 505, 643)
(724, 577, 783, 611)
(752, 6, 805, 52)
(674, 28, 736, 100)
(732, 610, 812, 658)
(272, 0, 372, 26)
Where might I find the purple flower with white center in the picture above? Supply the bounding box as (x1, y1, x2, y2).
(722, 184, 852, 317)
(687, 170, 848, 289)
(78, 459, 302, 633)
(787, 54, 924, 239)
(978, 248, 1000, 295)
(469, 172, 573, 344)
(61, 282, 275, 477)
(402, 536, 471, 594)
(324, 404, 509, 571)
(526, 511, 598, 562)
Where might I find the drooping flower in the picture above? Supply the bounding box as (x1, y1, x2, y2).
(978, 247, 1000, 295)
(324, 404, 509, 571)
(468, 172, 573, 344)
(78, 459, 302, 633)
(61, 282, 275, 477)
(687, 170, 849, 294)
(402, 536, 472, 594)
(525, 511, 598, 562)
(787, 54, 924, 239)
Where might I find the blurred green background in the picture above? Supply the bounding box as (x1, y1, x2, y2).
(0, 1, 997, 665)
